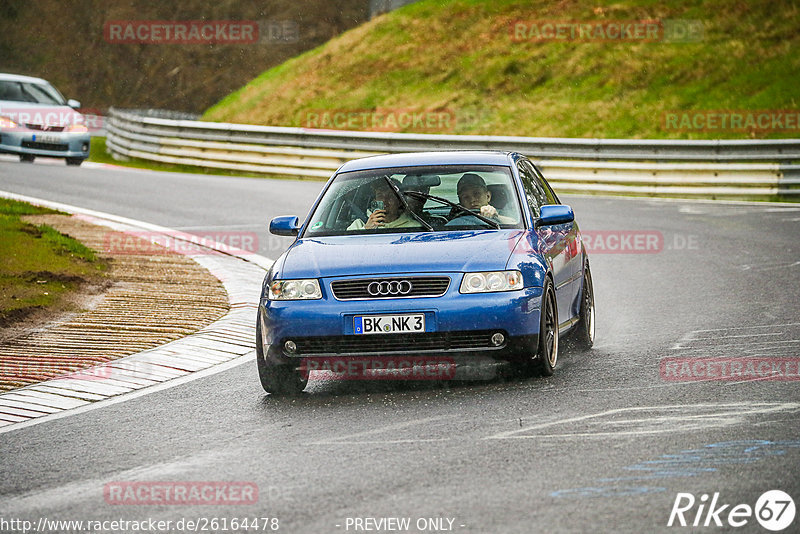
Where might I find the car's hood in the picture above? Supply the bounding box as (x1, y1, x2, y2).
(0, 101, 84, 127)
(279, 230, 524, 278)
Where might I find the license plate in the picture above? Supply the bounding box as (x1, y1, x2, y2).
(354, 314, 425, 335)
(33, 134, 60, 144)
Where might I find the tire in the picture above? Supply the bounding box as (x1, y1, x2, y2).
(514, 277, 559, 378)
(66, 157, 83, 166)
(20, 154, 35, 163)
(532, 277, 559, 376)
(570, 262, 596, 349)
(256, 318, 307, 395)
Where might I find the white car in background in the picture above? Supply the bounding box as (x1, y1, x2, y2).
(0, 73, 90, 166)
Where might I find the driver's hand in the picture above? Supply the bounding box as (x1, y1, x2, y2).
(365, 210, 386, 229)
(479, 205, 499, 219)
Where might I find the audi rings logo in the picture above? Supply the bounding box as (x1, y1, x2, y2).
(367, 280, 413, 297)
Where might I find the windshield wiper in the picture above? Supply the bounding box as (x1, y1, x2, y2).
(404, 191, 501, 229)
(382, 176, 434, 231)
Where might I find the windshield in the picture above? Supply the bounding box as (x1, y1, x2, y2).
(303, 164, 523, 237)
(0, 80, 66, 105)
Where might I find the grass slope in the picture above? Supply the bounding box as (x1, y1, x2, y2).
(203, 0, 800, 139)
(0, 199, 107, 326)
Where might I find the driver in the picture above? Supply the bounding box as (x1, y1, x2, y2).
(347, 178, 421, 230)
(452, 173, 515, 224)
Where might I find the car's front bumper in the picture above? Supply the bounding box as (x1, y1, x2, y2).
(0, 129, 91, 159)
(260, 274, 544, 365)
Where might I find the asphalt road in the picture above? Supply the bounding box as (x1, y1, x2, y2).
(1, 158, 799, 534)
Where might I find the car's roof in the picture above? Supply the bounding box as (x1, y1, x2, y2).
(337, 151, 515, 172)
(0, 73, 49, 84)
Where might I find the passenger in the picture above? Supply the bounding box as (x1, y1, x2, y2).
(348, 178, 421, 230)
(452, 173, 516, 224)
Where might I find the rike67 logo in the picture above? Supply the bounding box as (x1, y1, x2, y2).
(668, 490, 795, 531)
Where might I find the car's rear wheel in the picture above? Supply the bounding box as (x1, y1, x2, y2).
(256, 319, 307, 395)
(20, 154, 35, 163)
(66, 157, 83, 166)
(569, 262, 595, 349)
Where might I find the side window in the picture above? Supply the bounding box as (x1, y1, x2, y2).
(531, 163, 559, 205)
(517, 160, 546, 217)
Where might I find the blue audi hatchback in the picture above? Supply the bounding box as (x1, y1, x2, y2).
(258, 151, 595, 394)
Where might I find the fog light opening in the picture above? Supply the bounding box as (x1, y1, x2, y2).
(491, 332, 505, 347)
(81, 143, 89, 152)
(284, 340, 297, 354)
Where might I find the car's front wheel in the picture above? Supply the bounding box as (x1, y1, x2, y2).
(20, 154, 35, 163)
(515, 277, 559, 378)
(533, 277, 559, 376)
(66, 157, 83, 166)
(256, 319, 307, 395)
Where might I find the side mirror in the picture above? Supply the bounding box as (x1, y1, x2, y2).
(535, 205, 574, 228)
(67, 99, 81, 109)
(269, 216, 300, 236)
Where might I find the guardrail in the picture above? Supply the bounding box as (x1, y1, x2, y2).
(106, 108, 800, 199)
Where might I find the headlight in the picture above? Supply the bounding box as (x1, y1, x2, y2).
(66, 124, 88, 133)
(460, 270, 523, 293)
(0, 116, 18, 128)
(268, 279, 322, 300)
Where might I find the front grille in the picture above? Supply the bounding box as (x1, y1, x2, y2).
(291, 330, 501, 356)
(25, 124, 65, 132)
(21, 140, 68, 151)
(331, 276, 450, 300)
